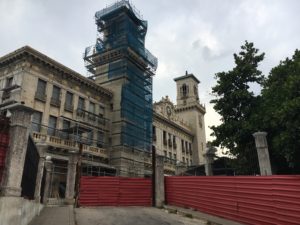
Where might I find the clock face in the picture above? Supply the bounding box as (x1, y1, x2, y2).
(166, 106, 171, 116)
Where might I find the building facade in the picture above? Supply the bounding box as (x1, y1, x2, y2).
(0, 0, 206, 205)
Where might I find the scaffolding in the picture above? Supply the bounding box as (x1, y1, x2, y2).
(83, 0, 157, 153)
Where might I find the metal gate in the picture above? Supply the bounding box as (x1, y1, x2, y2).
(79, 176, 152, 206)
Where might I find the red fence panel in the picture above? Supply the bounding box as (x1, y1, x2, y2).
(165, 176, 300, 225)
(79, 176, 152, 207)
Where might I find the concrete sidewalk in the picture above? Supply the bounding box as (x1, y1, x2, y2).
(29, 206, 74, 225)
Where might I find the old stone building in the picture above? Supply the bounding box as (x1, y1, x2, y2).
(0, 0, 206, 212)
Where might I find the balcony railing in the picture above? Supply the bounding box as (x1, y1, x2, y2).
(76, 109, 107, 127)
(31, 131, 108, 158)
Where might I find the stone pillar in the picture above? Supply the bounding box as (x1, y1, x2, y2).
(65, 153, 78, 204)
(34, 143, 47, 202)
(253, 132, 272, 175)
(42, 157, 53, 204)
(155, 155, 165, 207)
(1, 105, 33, 196)
(204, 146, 217, 176)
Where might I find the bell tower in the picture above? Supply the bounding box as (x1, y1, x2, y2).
(175, 71, 200, 106)
(174, 71, 206, 165)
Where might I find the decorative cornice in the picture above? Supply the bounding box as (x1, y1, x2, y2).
(153, 112, 193, 138)
(176, 103, 206, 115)
(0, 46, 113, 99)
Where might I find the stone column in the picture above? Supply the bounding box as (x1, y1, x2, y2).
(1, 105, 33, 196)
(253, 132, 272, 175)
(155, 155, 165, 207)
(42, 157, 53, 204)
(34, 143, 47, 202)
(65, 152, 78, 204)
(204, 146, 217, 176)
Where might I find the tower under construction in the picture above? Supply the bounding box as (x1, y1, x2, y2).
(83, 0, 158, 176)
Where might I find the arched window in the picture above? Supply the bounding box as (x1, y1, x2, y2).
(181, 83, 188, 97)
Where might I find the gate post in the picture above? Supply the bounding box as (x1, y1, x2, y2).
(253, 132, 272, 175)
(155, 155, 165, 207)
(42, 157, 53, 204)
(0, 105, 33, 197)
(65, 152, 78, 204)
(34, 143, 47, 202)
(204, 145, 217, 176)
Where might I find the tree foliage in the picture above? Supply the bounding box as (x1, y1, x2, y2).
(211, 41, 300, 174)
(260, 50, 300, 173)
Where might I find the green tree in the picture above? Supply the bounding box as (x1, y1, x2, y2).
(210, 41, 265, 174)
(261, 50, 300, 173)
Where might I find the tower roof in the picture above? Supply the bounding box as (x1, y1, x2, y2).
(174, 71, 200, 84)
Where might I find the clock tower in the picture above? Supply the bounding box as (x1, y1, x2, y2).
(174, 71, 206, 165)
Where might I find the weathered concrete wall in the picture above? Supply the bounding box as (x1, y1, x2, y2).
(0, 196, 43, 225)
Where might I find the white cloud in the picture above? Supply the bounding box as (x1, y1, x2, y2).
(1, 0, 300, 142)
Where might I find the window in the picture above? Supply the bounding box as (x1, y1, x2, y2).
(190, 159, 192, 165)
(89, 102, 96, 121)
(185, 141, 189, 154)
(65, 92, 73, 111)
(51, 85, 61, 106)
(152, 126, 156, 141)
(78, 97, 85, 110)
(173, 135, 176, 148)
(6, 77, 13, 88)
(97, 131, 104, 148)
(99, 106, 105, 116)
(174, 154, 177, 160)
(164, 151, 167, 157)
(189, 143, 192, 155)
(35, 79, 47, 101)
(169, 152, 172, 159)
(62, 119, 70, 139)
(89, 102, 95, 113)
(182, 157, 185, 162)
(87, 131, 93, 145)
(181, 139, 185, 152)
(47, 116, 57, 136)
(186, 158, 189, 165)
(32, 111, 42, 132)
(181, 83, 189, 97)
(168, 133, 172, 147)
(163, 130, 167, 145)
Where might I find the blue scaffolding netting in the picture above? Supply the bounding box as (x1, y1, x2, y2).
(83, 0, 157, 152)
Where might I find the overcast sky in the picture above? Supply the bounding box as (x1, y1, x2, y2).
(1, 0, 299, 142)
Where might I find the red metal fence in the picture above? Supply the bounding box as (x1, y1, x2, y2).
(165, 176, 300, 225)
(79, 176, 152, 206)
(0, 117, 9, 183)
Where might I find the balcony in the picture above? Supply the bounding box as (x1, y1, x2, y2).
(35, 92, 46, 102)
(31, 131, 108, 159)
(76, 108, 107, 127)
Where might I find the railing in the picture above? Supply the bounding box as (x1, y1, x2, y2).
(95, 0, 143, 21)
(76, 108, 107, 127)
(31, 131, 108, 158)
